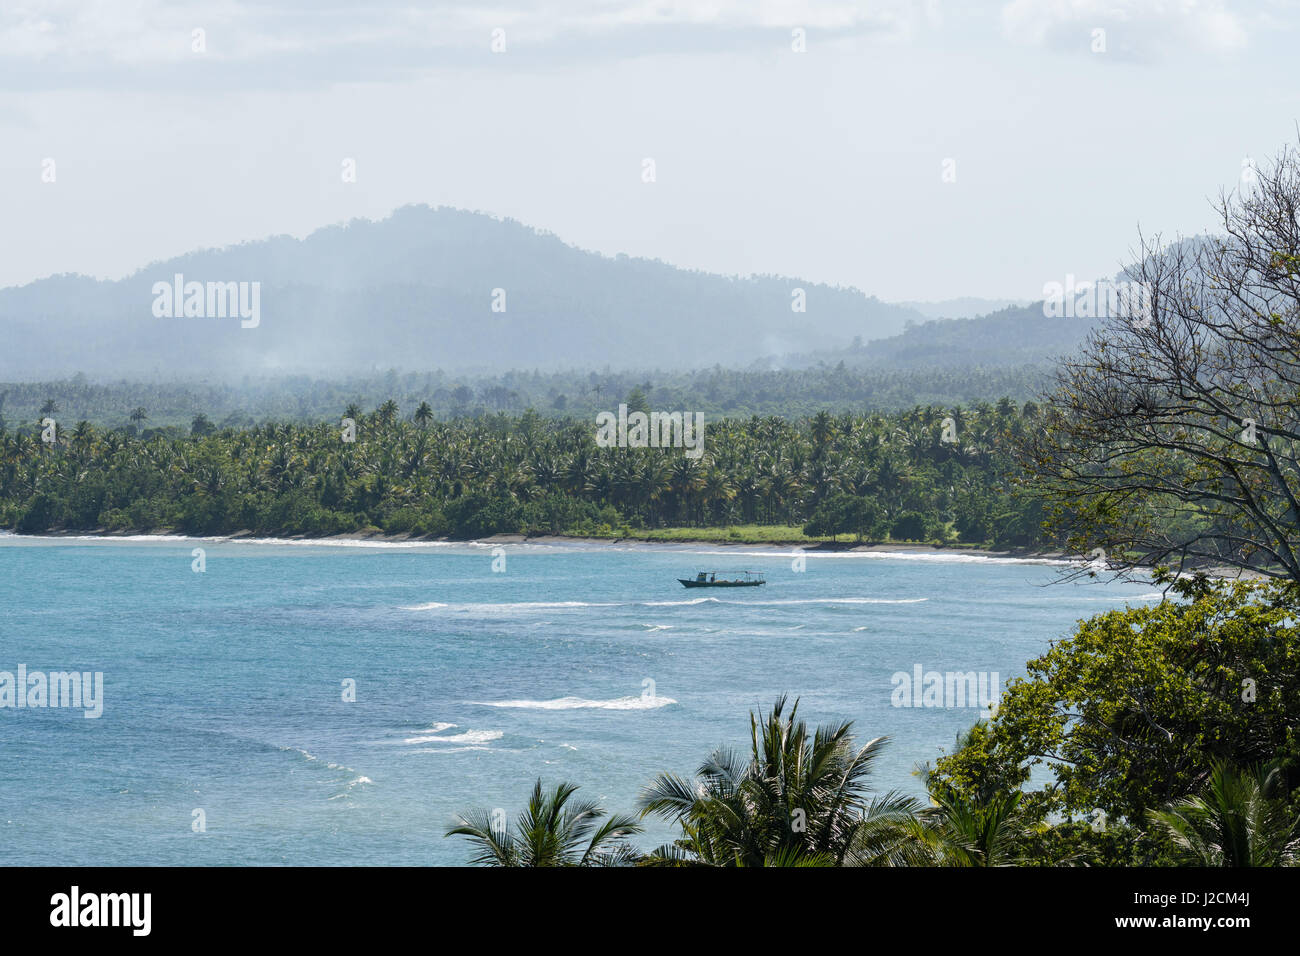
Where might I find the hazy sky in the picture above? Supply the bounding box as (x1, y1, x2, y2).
(2, 0, 1297, 301)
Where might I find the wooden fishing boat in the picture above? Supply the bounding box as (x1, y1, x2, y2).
(678, 570, 765, 588)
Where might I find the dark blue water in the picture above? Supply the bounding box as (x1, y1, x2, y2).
(0, 534, 1162, 865)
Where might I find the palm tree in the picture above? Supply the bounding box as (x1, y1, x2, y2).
(810, 409, 835, 454)
(413, 401, 434, 429)
(700, 467, 736, 524)
(639, 696, 920, 866)
(376, 399, 399, 429)
(917, 782, 1029, 866)
(446, 779, 643, 866)
(1147, 761, 1300, 866)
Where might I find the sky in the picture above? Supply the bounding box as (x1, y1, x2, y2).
(1, 0, 1297, 302)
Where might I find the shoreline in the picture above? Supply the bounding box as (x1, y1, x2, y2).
(502, 534, 1063, 560)
(0, 526, 1064, 560)
(3, 528, 1263, 578)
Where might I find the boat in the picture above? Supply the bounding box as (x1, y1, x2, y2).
(678, 570, 766, 588)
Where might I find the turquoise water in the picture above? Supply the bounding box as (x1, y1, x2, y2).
(0, 534, 1162, 865)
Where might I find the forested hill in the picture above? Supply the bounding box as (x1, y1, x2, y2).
(826, 303, 1099, 368)
(0, 205, 923, 379)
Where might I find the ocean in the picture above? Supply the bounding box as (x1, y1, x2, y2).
(0, 534, 1163, 865)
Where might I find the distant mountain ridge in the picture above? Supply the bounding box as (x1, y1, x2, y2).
(893, 297, 1034, 320)
(855, 303, 1098, 367)
(0, 205, 926, 380)
(760, 302, 1099, 372)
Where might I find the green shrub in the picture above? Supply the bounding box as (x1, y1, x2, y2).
(444, 493, 523, 539)
(16, 493, 59, 532)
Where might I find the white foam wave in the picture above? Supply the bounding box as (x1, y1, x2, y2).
(643, 597, 720, 606)
(474, 695, 677, 711)
(402, 595, 922, 612)
(647, 596, 923, 607)
(686, 548, 1071, 566)
(230, 537, 457, 549)
(279, 746, 355, 773)
(1082, 592, 1165, 602)
(504, 601, 620, 609)
(401, 721, 456, 735)
(402, 600, 619, 612)
(749, 597, 927, 606)
(404, 729, 504, 745)
(0, 531, 462, 550)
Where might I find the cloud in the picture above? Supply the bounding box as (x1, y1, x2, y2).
(1000, 0, 1249, 59)
(0, 0, 926, 90)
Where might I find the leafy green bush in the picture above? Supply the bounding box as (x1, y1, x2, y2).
(933, 576, 1300, 835)
(16, 493, 59, 532)
(382, 504, 449, 536)
(444, 493, 523, 539)
(804, 492, 888, 541)
(890, 510, 931, 541)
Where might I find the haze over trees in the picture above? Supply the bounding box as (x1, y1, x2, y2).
(0, 364, 1052, 431)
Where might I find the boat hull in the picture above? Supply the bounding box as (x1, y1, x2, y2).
(678, 579, 764, 587)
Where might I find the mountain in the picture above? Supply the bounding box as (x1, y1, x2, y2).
(0, 205, 925, 380)
(892, 296, 1033, 320)
(852, 303, 1097, 367)
(761, 301, 1098, 372)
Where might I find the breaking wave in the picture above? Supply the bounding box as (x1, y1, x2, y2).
(473, 695, 677, 711)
